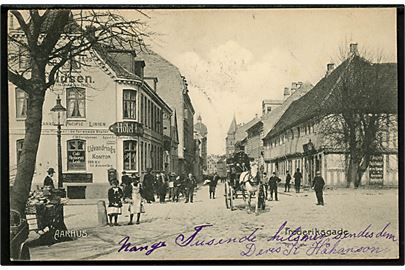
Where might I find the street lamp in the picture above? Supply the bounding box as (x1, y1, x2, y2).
(50, 95, 67, 189)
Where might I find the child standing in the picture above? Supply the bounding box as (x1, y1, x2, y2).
(128, 178, 144, 225)
(107, 180, 123, 226)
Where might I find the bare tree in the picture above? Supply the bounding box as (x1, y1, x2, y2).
(8, 9, 151, 214)
(319, 50, 398, 188)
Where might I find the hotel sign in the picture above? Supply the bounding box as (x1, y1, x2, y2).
(109, 121, 144, 137)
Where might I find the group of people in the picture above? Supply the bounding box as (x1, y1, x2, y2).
(106, 168, 198, 226)
(261, 168, 325, 205)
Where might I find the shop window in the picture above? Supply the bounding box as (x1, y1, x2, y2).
(15, 88, 28, 119)
(67, 87, 86, 119)
(124, 140, 137, 170)
(67, 139, 86, 170)
(123, 89, 137, 119)
(16, 139, 24, 165)
(67, 186, 86, 199)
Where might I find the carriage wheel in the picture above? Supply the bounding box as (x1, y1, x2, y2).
(229, 186, 234, 211)
(224, 181, 230, 209)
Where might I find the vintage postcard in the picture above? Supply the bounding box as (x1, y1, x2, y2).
(3, 6, 403, 264)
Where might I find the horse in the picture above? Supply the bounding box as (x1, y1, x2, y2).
(239, 164, 264, 213)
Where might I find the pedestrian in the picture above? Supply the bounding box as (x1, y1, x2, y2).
(312, 171, 325, 206)
(168, 172, 175, 200)
(285, 170, 292, 192)
(121, 171, 132, 201)
(184, 173, 197, 203)
(107, 180, 123, 226)
(269, 172, 281, 201)
(142, 168, 155, 203)
(128, 177, 144, 225)
(158, 172, 168, 203)
(172, 175, 181, 202)
(209, 172, 219, 199)
(43, 168, 56, 190)
(262, 172, 269, 200)
(293, 168, 302, 193)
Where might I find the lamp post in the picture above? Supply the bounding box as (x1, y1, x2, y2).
(50, 95, 67, 189)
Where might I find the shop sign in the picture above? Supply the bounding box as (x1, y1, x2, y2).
(109, 121, 144, 137)
(62, 173, 93, 183)
(369, 155, 384, 185)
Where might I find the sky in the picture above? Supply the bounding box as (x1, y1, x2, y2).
(124, 8, 397, 155)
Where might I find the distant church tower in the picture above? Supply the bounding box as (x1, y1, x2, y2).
(225, 116, 237, 157)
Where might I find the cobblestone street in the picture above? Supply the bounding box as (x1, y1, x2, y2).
(29, 183, 399, 261)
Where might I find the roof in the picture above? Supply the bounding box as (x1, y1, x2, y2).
(227, 116, 237, 135)
(266, 56, 398, 139)
(261, 82, 313, 139)
(194, 122, 208, 136)
(234, 116, 261, 143)
(92, 43, 142, 81)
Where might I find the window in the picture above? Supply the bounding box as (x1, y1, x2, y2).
(18, 47, 31, 70)
(67, 87, 86, 119)
(67, 139, 86, 170)
(141, 141, 144, 171)
(123, 90, 137, 119)
(16, 139, 24, 165)
(297, 127, 301, 137)
(140, 94, 144, 125)
(16, 88, 28, 119)
(184, 108, 188, 120)
(124, 140, 137, 170)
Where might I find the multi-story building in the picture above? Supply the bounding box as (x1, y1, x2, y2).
(262, 45, 398, 187)
(9, 41, 173, 199)
(245, 82, 313, 165)
(194, 115, 208, 172)
(137, 51, 195, 175)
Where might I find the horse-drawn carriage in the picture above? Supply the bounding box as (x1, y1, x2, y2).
(224, 151, 266, 214)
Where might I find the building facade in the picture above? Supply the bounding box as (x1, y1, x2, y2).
(136, 51, 195, 176)
(9, 42, 174, 199)
(262, 48, 398, 187)
(245, 82, 313, 165)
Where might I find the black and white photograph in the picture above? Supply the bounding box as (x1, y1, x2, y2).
(2, 6, 403, 263)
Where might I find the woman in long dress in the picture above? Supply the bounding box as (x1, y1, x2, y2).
(128, 179, 143, 225)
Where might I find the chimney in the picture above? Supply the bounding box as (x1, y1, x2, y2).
(144, 77, 158, 91)
(350, 43, 359, 56)
(283, 87, 291, 100)
(134, 60, 145, 79)
(291, 82, 298, 94)
(326, 63, 335, 76)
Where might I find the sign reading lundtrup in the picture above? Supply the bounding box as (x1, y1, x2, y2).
(369, 154, 384, 185)
(109, 121, 144, 137)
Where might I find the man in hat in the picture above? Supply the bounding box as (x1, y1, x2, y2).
(209, 172, 219, 199)
(269, 172, 281, 201)
(312, 171, 325, 206)
(121, 171, 132, 201)
(142, 168, 155, 203)
(184, 173, 197, 203)
(293, 168, 303, 193)
(43, 168, 55, 189)
(285, 170, 292, 192)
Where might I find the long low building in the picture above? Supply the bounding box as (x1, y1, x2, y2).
(262, 45, 398, 187)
